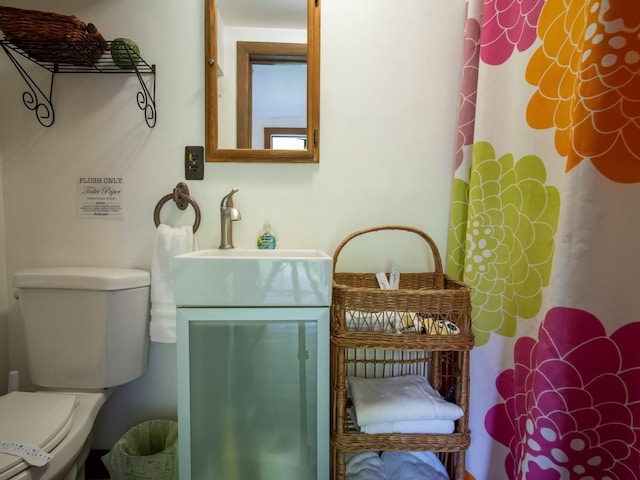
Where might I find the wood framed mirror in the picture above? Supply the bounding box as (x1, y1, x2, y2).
(205, 0, 320, 163)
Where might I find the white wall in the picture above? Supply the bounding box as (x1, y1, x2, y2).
(0, 157, 8, 394)
(0, 0, 465, 448)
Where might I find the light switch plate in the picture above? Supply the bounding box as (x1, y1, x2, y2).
(185, 146, 204, 180)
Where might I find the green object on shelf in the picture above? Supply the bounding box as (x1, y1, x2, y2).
(102, 420, 178, 480)
(111, 37, 140, 69)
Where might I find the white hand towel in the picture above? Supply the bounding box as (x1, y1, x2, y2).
(381, 451, 449, 480)
(347, 375, 464, 425)
(150, 224, 195, 343)
(345, 452, 386, 480)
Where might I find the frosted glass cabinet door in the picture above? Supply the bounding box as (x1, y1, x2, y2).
(177, 307, 329, 480)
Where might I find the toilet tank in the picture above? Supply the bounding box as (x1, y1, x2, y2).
(14, 267, 151, 389)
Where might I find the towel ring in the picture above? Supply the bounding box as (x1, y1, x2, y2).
(153, 182, 201, 232)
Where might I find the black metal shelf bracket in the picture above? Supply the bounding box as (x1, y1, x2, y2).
(0, 39, 156, 128)
(132, 61, 156, 128)
(1, 41, 55, 126)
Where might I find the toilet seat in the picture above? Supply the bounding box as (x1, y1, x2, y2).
(0, 392, 76, 480)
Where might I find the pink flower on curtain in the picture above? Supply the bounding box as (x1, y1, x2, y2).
(480, 0, 544, 65)
(526, 0, 640, 183)
(485, 307, 640, 479)
(455, 16, 481, 170)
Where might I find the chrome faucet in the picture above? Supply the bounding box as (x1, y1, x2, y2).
(219, 188, 241, 249)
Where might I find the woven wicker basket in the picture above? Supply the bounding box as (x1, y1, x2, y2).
(0, 6, 107, 66)
(330, 225, 473, 480)
(331, 225, 473, 349)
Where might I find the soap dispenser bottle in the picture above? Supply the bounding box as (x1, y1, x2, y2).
(257, 216, 277, 250)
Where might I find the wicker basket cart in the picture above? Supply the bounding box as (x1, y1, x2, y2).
(330, 226, 473, 480)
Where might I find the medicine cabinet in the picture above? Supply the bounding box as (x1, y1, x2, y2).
(205, 0, 320, 163)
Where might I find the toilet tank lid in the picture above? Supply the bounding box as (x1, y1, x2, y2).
(14, 267, 150, 290)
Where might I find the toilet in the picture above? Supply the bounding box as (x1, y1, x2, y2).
(0, 267, 151, 480)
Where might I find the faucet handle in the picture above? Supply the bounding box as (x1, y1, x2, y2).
(220, 188, 239, 208)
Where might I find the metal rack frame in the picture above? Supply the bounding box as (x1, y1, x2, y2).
(0, 39, 156, 127)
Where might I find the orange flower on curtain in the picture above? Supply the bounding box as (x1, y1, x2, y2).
(525, 0, 640, 183)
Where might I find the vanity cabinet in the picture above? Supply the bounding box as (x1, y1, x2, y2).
(177, 307, 329, 480)
(174, 248, 333, 480)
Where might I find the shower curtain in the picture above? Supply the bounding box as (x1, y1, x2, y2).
(447, 1, 640, 479)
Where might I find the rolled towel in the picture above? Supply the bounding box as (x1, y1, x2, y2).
(381, 451, 449, 480)
(347, 375, 464, 425)
(345, 452, 386, 480)
(346, 309, 394, 332)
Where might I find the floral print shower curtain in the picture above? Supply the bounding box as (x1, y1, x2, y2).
(447, 0, 640, 478)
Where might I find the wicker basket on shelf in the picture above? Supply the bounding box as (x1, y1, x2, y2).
(330, 225, 473, 480)
(0, 6, 107, 66)
(331, 225, 474, 350)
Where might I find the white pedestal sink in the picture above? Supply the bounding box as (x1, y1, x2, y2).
(173, 249, 333, 307)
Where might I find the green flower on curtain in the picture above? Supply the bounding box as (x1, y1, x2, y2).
(447, 178, 470, 281)
(448, 141, 560, 346)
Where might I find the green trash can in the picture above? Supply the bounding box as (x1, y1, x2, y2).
(102, 420, 178, 480)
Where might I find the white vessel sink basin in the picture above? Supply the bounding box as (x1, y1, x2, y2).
(173, 249, 333, 307)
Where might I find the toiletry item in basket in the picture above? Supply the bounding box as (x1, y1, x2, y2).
(257, 216, 277, 249)
(376, 272, 391, 289)
(389, 264, 400, 289)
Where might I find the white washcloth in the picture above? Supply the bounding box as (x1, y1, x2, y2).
(347, 375, 464, 425)
(150, 224, 196, 343)
(381, 451, 449, 480)
(345, 452, 386, 480)
(348, 407, 455, 434)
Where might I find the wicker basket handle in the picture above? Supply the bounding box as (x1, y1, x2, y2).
(332, 225, 444, 289)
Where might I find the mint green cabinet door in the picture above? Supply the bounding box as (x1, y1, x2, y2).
(177, 307, 329, 480)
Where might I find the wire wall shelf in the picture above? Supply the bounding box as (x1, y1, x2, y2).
(0, 39, 157, 127)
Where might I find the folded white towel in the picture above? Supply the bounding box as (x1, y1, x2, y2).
(347, 375, 463, 425)
(348, 407, 455, 434)
(381, 451, 449, 480)
(362, 419, 455, 434)
(345, 452, 386, 480)
(150, 224, 196, 343)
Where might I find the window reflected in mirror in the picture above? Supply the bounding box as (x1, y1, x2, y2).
(264, 128, 307, 149)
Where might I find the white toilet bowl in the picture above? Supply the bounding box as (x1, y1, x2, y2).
(4, 267, 151, 480)
(0, 390, 110, 480)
